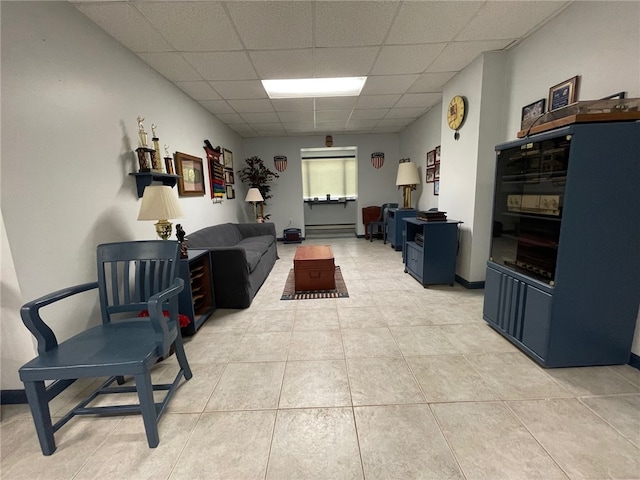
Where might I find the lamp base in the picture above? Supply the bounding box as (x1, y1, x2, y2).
(402, 186, 412, 209)
(154, 220, 173, 240)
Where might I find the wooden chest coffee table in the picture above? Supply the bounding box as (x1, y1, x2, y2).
(294, 245, 335, 291)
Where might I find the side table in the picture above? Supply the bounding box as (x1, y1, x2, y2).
(179, 249, 215, 335)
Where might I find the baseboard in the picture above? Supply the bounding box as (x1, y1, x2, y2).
(1, 389, 27, 404)
(629, 352, 640, 370)
(455, 274, 485, 289)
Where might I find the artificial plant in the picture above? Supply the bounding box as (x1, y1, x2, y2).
(237, 156, 279, 219)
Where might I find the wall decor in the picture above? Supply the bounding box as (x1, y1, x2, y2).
(175, 152, 206, 197)
(274, 155, 288, 172)
(548, 75, 579, 111)
(224, 170, 235, 185)
(223, 148, 234, 170)
(600, 91, 626, 100)
(426, 167, 435, 183)
(435, 145, 441, 163)
(371, 152, 384, 169)
(426, 150, 435, 167)
(521, 98, 546, 130)
(435, 164, 440, 180)
(225, 185, 235, 199)
(434, 180, 440, 196)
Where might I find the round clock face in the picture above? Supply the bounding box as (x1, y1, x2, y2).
(447, 95, 467, 131)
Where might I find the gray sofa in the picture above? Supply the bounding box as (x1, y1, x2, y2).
(187, 222, 278, 309)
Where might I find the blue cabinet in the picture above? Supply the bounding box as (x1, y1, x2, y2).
(387, 208, 416, 250)
(484, 122, 640, 367)
(403, 218, 461, 287)
(179, 249, 215, 335)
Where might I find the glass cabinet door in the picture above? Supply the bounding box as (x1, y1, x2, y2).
(491, 135, 571, 284)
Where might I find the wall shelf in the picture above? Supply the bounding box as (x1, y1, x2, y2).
(129, 172, 181, 198)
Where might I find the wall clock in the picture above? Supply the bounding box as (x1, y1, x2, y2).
(447, 95, 467, 140)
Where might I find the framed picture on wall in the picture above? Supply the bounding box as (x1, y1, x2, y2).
(434, 180, 440, 196)
(426, 167, 435, 183)
(175, 152, 206, 197)
(223, 148, 234, 170)
(426, 150, 435, 167)
(435, 145, 441, 164)
(435, 164, 440, 180)
(225, 185, 235, 199)
(548, 75, 579, 111)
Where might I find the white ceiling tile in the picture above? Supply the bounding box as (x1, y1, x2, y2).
(136, 52, 202, 81)
(313, 47, 379, 77)
(427, 40, 511, 72)
(175, 81, 220, 100)
(240, 112, 280, 123)
(356, 95, 401, 109)
(385, 107, 427, 119)
(215, 113, 245, 124)
(361, 75, 419, 95)
(395, 93, 441, 108)
(74, 3, 173, 53)
(251, 123, 286, 134)
(135, 2, 242, 51)
(315, 1, 399, 47)
(315, 121, 347, 131)
(371, 125, 403, 133)
(228, 124, 257, 135)
(284, 122, 317, 133)
(315, 97, 357, 110)
(249, 50, 314, 79)
(407, 72, 456, 93)
(346, 119, 379, 129)
(372, 44, 447, 75)
(458, 2, 569, 41)
(277, 111, 315, 123)
(316, 110, 352, 123)
(350, 109, 389, 120)
(227, 99, 275, 113)
(377, 118, 414, 127)
(271, 98, 314, 112)
(199, 100, 235, 114)
(209, 80, 267, 100)
(386, 2, 482, 44)
(227, 1, 313, 50)
(182, 52, 256, 81)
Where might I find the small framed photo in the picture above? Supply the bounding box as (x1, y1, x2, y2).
(435, 145, 441, 164)
(426, 150, 436, 167)
(225, 185, 235, 199)
(175, 152, 206, 197)
(435, 164, 440, 180)
(426, 167, 436, 183)
(521, 98, 546, 129)
(548, 75, 579, 112)
(434, 180, 440, 196)
(224, 170, 235, 185)
(223, 148, 234, 170)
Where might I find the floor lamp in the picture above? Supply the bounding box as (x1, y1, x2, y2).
(395, 161, 420, 209)
(245, 188, 264, 221)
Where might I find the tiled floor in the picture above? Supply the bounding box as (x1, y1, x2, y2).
(2, 237, 640, 479)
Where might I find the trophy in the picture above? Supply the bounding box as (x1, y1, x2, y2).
(135, 116, 153, 172)
(164, 144, 175, 175)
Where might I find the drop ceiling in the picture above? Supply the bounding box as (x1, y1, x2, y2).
(70, 1, 571, 138)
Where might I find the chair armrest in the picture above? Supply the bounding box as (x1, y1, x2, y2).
(145, 278, 184, 341)
(20, 282, 99, 354)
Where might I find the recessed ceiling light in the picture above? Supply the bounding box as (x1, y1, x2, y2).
(262, 77, 367, 99)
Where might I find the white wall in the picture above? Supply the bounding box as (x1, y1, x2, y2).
(243, 134, 399, 237)
(0, 1, 244, 388)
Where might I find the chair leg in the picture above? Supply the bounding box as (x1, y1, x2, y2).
(173, 336, 193, 380)
(369, 225, 373, 242)
(23, 380, 56, 456)
(116, 376, 126, 385)
(134, 373, 159, 448)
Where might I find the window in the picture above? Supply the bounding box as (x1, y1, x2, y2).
(301, 147, 357, 200)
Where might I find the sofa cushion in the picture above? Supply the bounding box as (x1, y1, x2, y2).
(187, 223, 243, 248)
(237, 235, 275, 272)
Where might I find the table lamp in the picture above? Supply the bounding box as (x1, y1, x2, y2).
(245, 187, 264, 221)
(395, 161, 420, 209)
(137, 185, 184, 240)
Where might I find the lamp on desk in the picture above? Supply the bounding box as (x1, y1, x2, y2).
(395, 160, 420, 209)
(245, 187, 264, 221)
(137, 185, 184, 240)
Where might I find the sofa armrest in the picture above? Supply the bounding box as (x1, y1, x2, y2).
(236, 222, 276, 240)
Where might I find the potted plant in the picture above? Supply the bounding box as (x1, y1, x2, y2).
(237, 156, 279, 220)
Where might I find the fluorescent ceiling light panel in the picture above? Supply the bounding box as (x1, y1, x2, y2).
(262, 77, 367, 99)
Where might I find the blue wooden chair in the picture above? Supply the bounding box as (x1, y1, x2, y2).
(368, 203, 398, 243)
(18, 240, 192, 455)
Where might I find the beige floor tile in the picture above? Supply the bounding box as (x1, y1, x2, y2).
(609, 364, 640, 388)
(288, 329, 344, 360)
(407, 355, 499, 402)
(546, 366, 640, 396)
(267, 408, 363, 480)
(170, 410, 275, 480)
(205, 361, 285, 411)
(294, 307, 340, 330)
(391, 326, 461, 356)
(245, 309, 295, 332)
(337, 305, 386, 328)
(507, 397, 640, 479)
(378, 303, 433, 326)
(342, 327, 402, 358)
(439, 323, 518, 353)
(165, 362, 225, 413)
(183, 330, 242, 363)
(580, 394, 640, 448)
(279, 360, 351, 408)
(432, 402, 568, 480)
(354, 404, 464, 479)
(467, 352, 572, 399)
(347, 357, 424, 405)
(231, 331, 290, 361)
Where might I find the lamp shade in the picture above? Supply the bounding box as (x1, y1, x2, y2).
(395, 161, 420, 186)
(245, 188, 264, 203)
(137, 185, 184, 221)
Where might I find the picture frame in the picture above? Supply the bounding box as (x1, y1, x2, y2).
(521, 98, 546, 130)
(434, 180, 440, 196)
(548, 75, 579, 112)
(175, 152, 206, 197)
(223, 148, 234, 170)
(435, 164, 440, 180)
(426, 150, 436, 167)
(225, 185, 235, 199)
(426, 167, 435, 183)
(600, 91, 626, 100)
(224, 170, 235, 185)
(435, 145, 441, 164)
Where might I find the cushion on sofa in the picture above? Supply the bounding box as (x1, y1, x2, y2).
(237, 235, 275, 272)
(187, 223, 243, 248)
